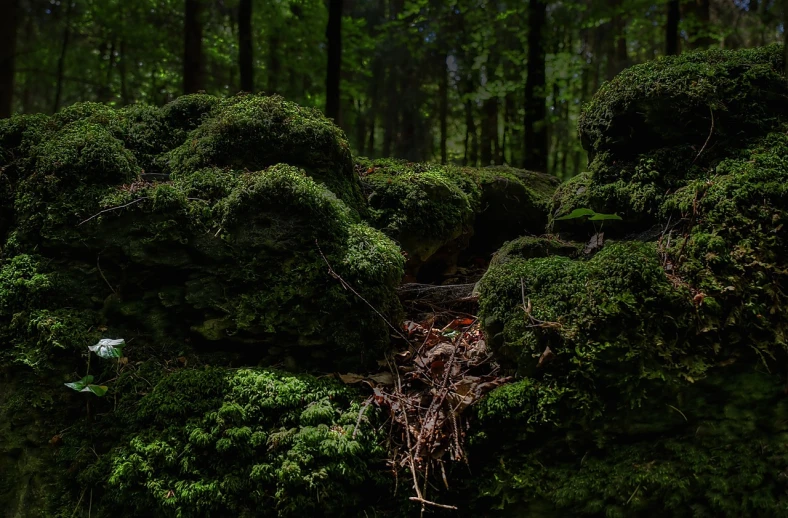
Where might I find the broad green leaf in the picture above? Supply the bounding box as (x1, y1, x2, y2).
(555, 208, 596, 221)
(82, 385, 108, 397)
(65, 375, 94, 392)
(89, 338, 126, 359)
(588, 213, 623, 221)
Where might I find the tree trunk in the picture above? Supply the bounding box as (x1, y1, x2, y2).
(184, 0, 204, 94)
(238, 0, 254, 92)
(325, 0, 343, 124)
(523, 0, 547, 173)
(438, 54, 448, 164)
(666, 0, 681, 56)
(685, 0, 713, 50)
(119, 39, 130, 105)
(0, 0, 18, 118)
(464, 94, 478, 167)
(784, 0, 788, 87)
(53, 1, 75, 113)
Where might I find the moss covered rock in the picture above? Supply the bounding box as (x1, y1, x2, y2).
(357, 157, 558, 275)
(471, 45, 788, 516)
(1, 96, 403, 372)
(579, 44, 786, 159)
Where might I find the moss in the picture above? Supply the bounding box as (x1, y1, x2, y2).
(468, 370, 788, 517)
(579, 44, 787, 159)
(68, 367, 388, 518)
(358, 157, 557, 268)
(167, 94, 365, 212)
(661, 128, 788, 351)
(489, 236, 581, 267)
(479, 242, 702, 415)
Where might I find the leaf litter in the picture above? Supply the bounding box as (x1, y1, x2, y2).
(338, 315, 510, 512)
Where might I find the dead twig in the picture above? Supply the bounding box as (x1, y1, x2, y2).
(78, 197, 149, 226)
(316, 240, 410, 342)
(693, 105, 715, 164)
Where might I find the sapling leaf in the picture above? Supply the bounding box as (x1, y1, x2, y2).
(65, 375, 94, 391)
(82, 385, 108, 397)
(555, 208, 596, 221)
(588, 213, 623, 221)
(89, 338, 126, 359)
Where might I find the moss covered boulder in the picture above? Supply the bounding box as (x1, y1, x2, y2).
(0, 95, 403, 369)
(470, 45, 788, 517)
(555, 44, 788, 234)
(357, 157, 558, 276)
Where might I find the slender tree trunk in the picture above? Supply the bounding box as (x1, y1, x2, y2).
(325, 0, 343, 124)
(238, 0, 254, 92)
(268, 35, 281, 94)
(685, 0, 713, 49)
(666, 0, 681, 56)
(184, 0, 204, 94)
(53, 1, 75, 113)
(523, 0, 547, 172)
(119, 40, 130, 105)
(367, 60, 382, 157)
(101, 40, 116, 103)
(382, 62, 397, 157)
(464, 93, 478, 166)
(438, 54, 448, 164)
(0, 0, 18, 118)
(784, 0, 788, 87)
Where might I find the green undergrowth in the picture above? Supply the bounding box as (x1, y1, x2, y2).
(53, 366, 389, 518)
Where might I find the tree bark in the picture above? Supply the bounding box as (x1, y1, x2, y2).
(784, 0, 788, 87)
(0, 0, 18, 118)
(238, 0, 254, 92)
(184, 0, 204, 94)
(325, 0, 343, 124)
(685, 0, 713, 49)
(53, 1, 75, 113)
(666, 0, 681, 56)
(523, 0, 547, 173)
(119, 39, 130, 105)
(438, 53, 448, 164)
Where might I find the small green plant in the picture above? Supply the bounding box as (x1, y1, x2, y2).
(555, 208, 623, 253)
(64, 338, 126, 397)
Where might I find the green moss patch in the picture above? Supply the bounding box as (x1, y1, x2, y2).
(65, 367, 388, 517)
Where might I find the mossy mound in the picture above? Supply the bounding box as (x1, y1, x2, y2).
(58, 367, 388, 517)
(168, 95, 365, 212)
(1, 97, 402, 369)
(357, 157, 558, 275)
(471, 45, 788, 516)
(579, 44, 786, 159)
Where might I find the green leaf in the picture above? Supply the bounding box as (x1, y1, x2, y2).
(555, 208, 597, 221)
(82, 385, 108, 397)
(588, 213, 623, 221)
(65, 375, 94, 392)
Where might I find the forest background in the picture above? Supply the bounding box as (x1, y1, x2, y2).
(0, 0, 784, 180)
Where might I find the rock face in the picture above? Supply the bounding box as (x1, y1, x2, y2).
(471, 45, 788, 517)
